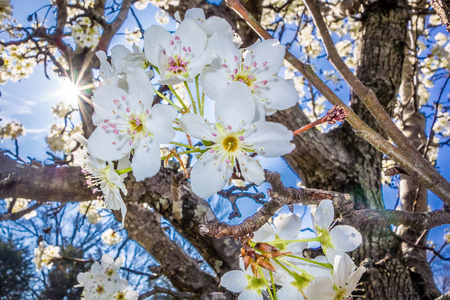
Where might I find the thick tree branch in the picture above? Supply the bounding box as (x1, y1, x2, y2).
(124, 204, 218, 294)
(0, 152, 240, 278)
(0, 152, 94, 202)
(200, 172, 450, 238)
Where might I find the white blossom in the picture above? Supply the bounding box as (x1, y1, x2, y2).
(179, 82, 295, 198)
(87, 68, 178, 181)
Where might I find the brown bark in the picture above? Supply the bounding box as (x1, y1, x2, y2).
(396, 8, 441, 297)
(124, 203, 219, 295)
(329, 0, 427, 298)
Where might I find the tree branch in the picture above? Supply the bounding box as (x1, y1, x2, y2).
(124, 203, 218, 294)
(200, 171, 450, 238)
(0, 203, 41, 221)
(430, 0, 450, 33)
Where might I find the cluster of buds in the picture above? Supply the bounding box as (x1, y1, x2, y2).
(240, 235, 290, 278)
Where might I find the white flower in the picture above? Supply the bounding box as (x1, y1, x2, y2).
(429, 15, 442, 26)
(34, 242, 61, 271)
(4, 198, 37, 219)
(253, 213, 303, 242)
(96, 45, 150, 88)
(0, 120, 25, 140)
(201, 35, 298, 116)
(101, 228, 123, 246)
(91, 254, 124, 281)
(220, 270, 265, 300)
(112, 279, 139, 300)
(73, 143, 128, 225)
(312, 200, 362, 258)
(179, 82, 295, 198)
(306, 252, 365, 300)
(83, 275, 115, 300)
(174, 8, 234, 40)
(144, 18, 212, 84)
(87, 68, 178, 181)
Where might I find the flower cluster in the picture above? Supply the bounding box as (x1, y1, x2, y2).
(4, 197, 36, 219)
(220, 200, 365, 300)
(78, 200, 105, 224)
(77, 7, 298, 223)
(77, 254, 138, 300)
(34, 241, 61, 271)
(0, 120, 25, 140)
(101, 229, 123, 246)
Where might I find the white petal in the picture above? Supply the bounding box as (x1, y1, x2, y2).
(146, 104, 177, 143)
(207, 33, 240, 71)
(220, 270, 247, 293)
(252, 223, 276, 242)
(277, 284, 305, 299)
(125, 68, 154, 111)
(333, 252, 354, 288)
(114, 256, 125, 269)
(200, 66, 230, 100)
(330, 225, 363, 252)
(304, 277, 335, 300)
(187, 47, 216, 79)
(215, 82, 255, 130)
(202, 17, 234, 39)
(175, 19, 207, 58)
(274, 214, 302, 240)
(314, 200, 334, 230)
(88, 127, 131, 161)
(347, 266, 366, 291)
(245, 121, 295, 157)
(237, 154, 265, 185)
(254, 77, 298, 111)
(185, 8, 206, 21)
(238, 290, 262, 300)
(245, 39, 285, 75)
(253, 102, 266, 122)
(144, 25, 172, 66)
(91, 85, 128, 123)
(110, 44, 132, 74)
(132, 142, 161, 181)
(190, 151, 231, 198)
(179, 113, 216, 141)
(96, 51, 118, 85)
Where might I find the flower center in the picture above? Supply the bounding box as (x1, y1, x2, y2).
(222, 135, 239, 152)
(116, 293, 125, 300)
(96, 284, 105, 294)
(167, 55, 188, 74)
(210, 124, 254, 166)
(125, 113, 152, 142)
(234, 74, 255, 87)
(105, 267, 115, 277)
(129, 117, 144, 134)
